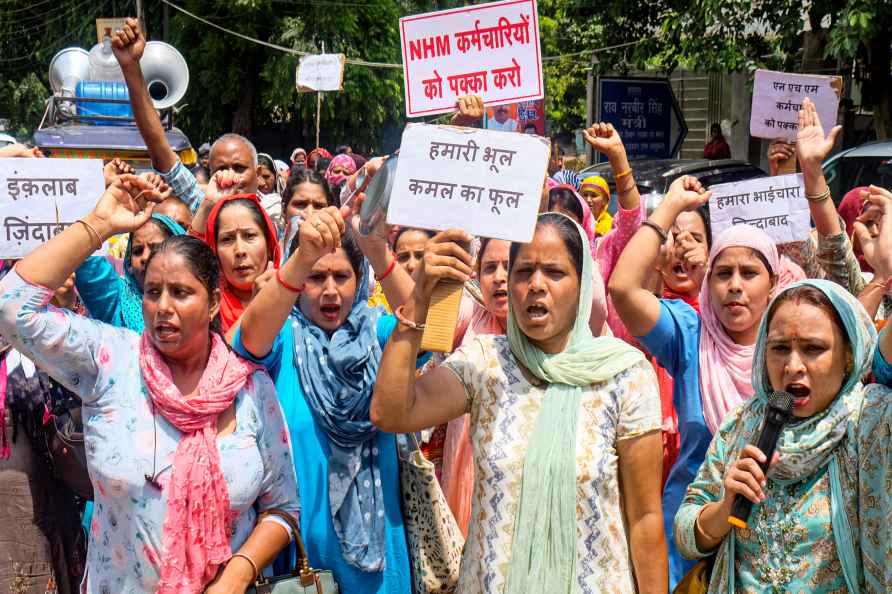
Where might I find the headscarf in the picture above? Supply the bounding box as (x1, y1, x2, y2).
(697, 225, 802, 435)
(504, 213, 646, 594)
(121, 214, 187, 332)
(204, 194, 282, 332)
(324, 153, 358, 189)
(307, 147, 332, 170)
(290, 250, 387, 571)
(257, 152, 286, 196)
(551, 168, 580, 190)
(706, 279, 878, 593)
(838, 186, 871, 272)
(350, 154, 367, 171)
(581, 175, 614, 236)
(139, 331, 261, 594)
(290, 147, 306, 164)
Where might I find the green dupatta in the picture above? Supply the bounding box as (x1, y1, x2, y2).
(504, 213, 646, 594)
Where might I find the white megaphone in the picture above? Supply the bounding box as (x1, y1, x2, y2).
(48, 47, 92, 95)
(141, 41, 189, 110)
(48, 41, 189, 110)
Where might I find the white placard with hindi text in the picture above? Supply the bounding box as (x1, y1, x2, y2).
(388, 124, 549, 242)
(296, 53, 346, 92)
(1, 158, 103, 204)
(750, 69, 841, 141)
(399, 0, 543, 118)
(709, 174, 811, 245)
(0, 158, 104, 258)
(0, 195, 103, 259)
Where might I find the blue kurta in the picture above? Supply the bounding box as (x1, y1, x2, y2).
(233, 315, 411, 594)
(637, 299, 712, 589)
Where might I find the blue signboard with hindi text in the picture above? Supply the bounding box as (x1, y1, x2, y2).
(595, 77, 687, 161)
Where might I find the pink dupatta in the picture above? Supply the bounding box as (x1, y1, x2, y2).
(697, 225, 803, 434)
(139, 332, 260, 594)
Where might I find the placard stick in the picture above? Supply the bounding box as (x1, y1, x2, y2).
(420, 279, 464, 352)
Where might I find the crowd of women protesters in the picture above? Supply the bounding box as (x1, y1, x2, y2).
(1, 17, 891, 594)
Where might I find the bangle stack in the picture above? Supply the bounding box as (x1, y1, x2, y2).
(805, 187, 832, 203)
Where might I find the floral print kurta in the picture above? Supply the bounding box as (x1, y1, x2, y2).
(0, 270, 299, 594)
(441, 335, 661, 594)
(675, 384, 892, 593)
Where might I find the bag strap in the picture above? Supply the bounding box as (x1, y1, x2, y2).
(257, 507, 320, 589)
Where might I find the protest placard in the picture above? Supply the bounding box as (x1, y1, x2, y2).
(296, 53, 346, 92)
(0, 158, 104, 258)
(399, 0, 543, 118)
(708, 174, 811, 245)
(0, 196, 104, 259)
(387, 123, 550, 242)
(750, 69, 842, 141)
(0, 157, 104, 204)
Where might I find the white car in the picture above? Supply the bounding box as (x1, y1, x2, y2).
(0, 133, 16, 148)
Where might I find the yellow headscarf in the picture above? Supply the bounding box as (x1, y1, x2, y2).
(580, 175, 612, 236)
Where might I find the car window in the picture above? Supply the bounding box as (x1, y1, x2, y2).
(697, 168, 767, 189)
(839, 157, 892, 197)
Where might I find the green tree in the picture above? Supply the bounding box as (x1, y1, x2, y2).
(658, 0, 892, 138)
(0, 0, 106, 138)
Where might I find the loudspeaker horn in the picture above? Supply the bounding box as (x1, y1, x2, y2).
(48, 47, 91, 94)
(141, 41, 190, 110)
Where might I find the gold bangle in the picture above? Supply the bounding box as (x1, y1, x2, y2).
(76, 219, 102, 251)
(229, 552, 259, 583)
(805, 187, 832, 203)
(615, 168, 633, 180)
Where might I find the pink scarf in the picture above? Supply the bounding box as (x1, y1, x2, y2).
(139, 332, 260, 594)
(697, 225, 801, 434)
(324, 154, 357, 189)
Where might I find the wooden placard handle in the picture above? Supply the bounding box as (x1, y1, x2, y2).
(420, 279, 464, 352)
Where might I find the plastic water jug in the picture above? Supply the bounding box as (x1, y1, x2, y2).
(75, 81, 133, 125)
(88, 38, 124, 82)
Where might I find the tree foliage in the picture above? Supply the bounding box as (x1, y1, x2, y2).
(1, 0, 890, 146)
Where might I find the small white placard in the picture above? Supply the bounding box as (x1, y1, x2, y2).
(399, 0, 543, 118)
(709, 173, 811, 245)
(296, 53, 346, 92)
(387, 123, 549, 242)
(750, 69, 841, 141)
(0, 158, 104, 258)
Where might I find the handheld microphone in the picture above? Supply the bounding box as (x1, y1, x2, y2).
(728, 390, 794, 529)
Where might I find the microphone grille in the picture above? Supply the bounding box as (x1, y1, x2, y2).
(767, 390, 794, 413)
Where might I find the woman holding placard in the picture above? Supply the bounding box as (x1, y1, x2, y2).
(371, 213, 667, 593)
